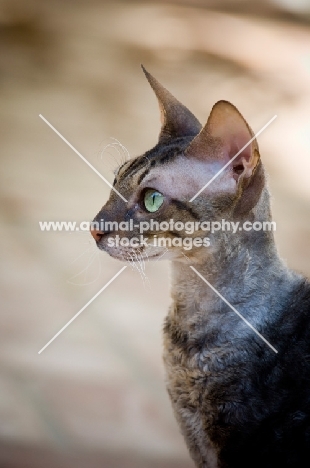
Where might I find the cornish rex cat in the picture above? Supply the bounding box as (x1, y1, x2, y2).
(91, 67, 310, 467)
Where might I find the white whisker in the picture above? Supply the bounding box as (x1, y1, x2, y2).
(69, 244, 96, 265)
(99, 137, 131, 170)
(67, 248, 102, 286)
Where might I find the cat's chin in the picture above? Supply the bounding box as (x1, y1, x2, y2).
(96, 242, 170, 263)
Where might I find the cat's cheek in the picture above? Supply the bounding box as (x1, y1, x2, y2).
(203, 238, 211, 248)
(107, 237, 115, 248)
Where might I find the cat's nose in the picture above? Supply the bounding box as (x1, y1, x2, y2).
(90, 229, 104, 242)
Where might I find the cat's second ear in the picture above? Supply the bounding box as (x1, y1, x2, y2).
(185, 100, 260, 182)
(142, 66, 201, 143)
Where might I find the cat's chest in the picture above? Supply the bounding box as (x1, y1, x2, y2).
(163, 337, 221, 468)
(163, 318, 226, 468)
(162, 312, 251, 468)
(163, 312, 231, 398)
(163, 327, 217, 411)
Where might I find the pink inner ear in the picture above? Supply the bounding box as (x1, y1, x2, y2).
(224, 130, 252, 161)
(223, 132, 257, 181)
(223, 128, 253, 175)
(185, 100, 260, 180)
(206, 102, 258, 178)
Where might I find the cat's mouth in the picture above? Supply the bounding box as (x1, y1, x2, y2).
(93, 233, 169, 262)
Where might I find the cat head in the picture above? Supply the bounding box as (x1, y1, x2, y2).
(91, 67, 265, 263)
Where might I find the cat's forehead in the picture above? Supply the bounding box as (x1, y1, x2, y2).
(116, 141, 232, 201)
(140, 156, 228, 199)
(116, 139, 188, 182)
(119, 153, 229, 203)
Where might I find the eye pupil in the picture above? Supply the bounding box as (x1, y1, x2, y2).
(144, 189, 164, 212)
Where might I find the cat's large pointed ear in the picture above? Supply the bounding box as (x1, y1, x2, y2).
(142, 65, 201, 143)
(185, 100, 260, 181)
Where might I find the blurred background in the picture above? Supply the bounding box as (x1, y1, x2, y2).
(1, 0, 310, 466)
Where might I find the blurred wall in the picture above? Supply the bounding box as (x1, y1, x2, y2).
(1, 1, 310, 467)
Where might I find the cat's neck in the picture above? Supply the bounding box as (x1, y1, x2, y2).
(171, 231, 283, 298)
(170, 189, 299, 331)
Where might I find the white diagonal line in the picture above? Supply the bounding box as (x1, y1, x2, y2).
(39, 114, 128, 203)
(38, 266, 127, 354)
(189, 115, 277, 202)
(190, 266, 278, 353)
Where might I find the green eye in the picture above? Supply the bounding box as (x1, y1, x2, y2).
(144, 189, 164, 213)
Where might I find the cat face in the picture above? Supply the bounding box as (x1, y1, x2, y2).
(91, 68, 264, 263)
